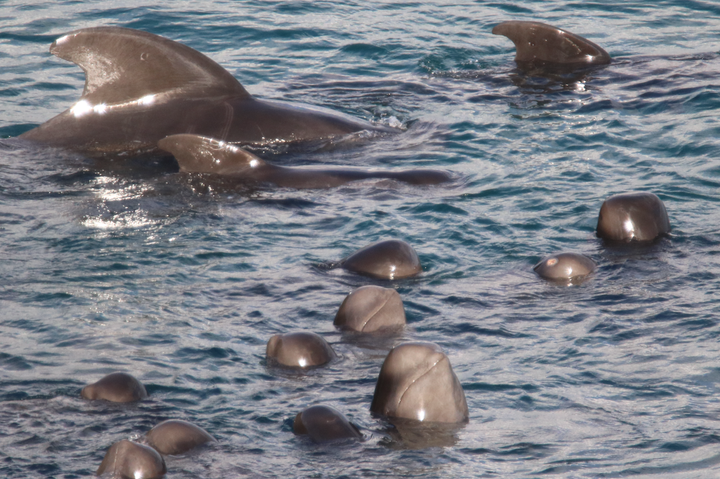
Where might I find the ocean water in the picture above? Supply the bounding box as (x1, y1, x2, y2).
(2, 0, 720, 477)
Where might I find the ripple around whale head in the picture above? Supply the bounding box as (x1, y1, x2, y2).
(2, 1, 720, 478)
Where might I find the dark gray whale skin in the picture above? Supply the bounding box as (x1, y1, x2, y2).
(596, 192, 671, 242)
(96, 440, 166, 479)
(19, 27, 389, 158)
(341, 239, 422, 280)
(534, 252, 596, 283)
(80, 371, 148, 403)
(370, 342, 468, 423)
(158, 134, 451, 188)
(293, 405, 362, 443)
(145, 419, 216, 456)
(266, 331, 337, 368)
(492, 21, 611, 67)
(334, 285, 406, 333)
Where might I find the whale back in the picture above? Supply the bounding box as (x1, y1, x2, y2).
(492, 21, 610, 66)
(158, 134, 265, 176)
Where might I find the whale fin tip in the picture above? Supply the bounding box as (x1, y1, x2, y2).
(493, 20, 610, 66)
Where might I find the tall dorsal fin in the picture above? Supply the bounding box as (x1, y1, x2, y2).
(50, 27, 249, 106)
(158, 134, 266, 175)
(492, 21, 610, 66)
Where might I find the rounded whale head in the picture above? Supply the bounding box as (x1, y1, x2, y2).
(492, 20, 611, 67)
(596, 192, 671, 242)
(534, 252, 596, 283)
(81, 372, 148, 402)
(334, 285, 406, 333)
(96, 440, 166, 479)
(266, 332, 336, 368)
(293, 405, 363, 443)
(370, 342, 468, 423)
(145, 419, 216, 456)
(341, 239, 421, 280)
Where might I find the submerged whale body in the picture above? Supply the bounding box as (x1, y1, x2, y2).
(370, 342, 468, 423)
(596, 192, 671, 242)
(266, 331, 337, 368)
(492, 20, 611, 68)
(97, 440, 166, 478)
(81, 371, 148, 402)
(145, 419, 216, 455)
(158, 134, 450, 188)
(534, 252, 596, 283)
(341, 239, 422, 280)
(19, 27, 388, 157)
(293, 405, 363, 443)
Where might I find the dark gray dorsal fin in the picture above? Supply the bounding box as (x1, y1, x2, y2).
(50, 27, 249, 106)
(492, 21, 610, 65)
(158, 134, 265, 175)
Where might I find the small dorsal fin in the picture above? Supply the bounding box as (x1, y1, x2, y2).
(158, 134, 265, 175)
(492, 21, 610, 66)
(50, 27, 249, 106)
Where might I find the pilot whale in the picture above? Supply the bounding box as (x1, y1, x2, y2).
(492, 20, 611, 68)
(158, 134, 450, 188)
(19, 27, 390, 158)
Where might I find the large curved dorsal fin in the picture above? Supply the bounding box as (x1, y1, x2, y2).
(492, 21, 610, 66)
(50, 27, 249, 106)
(158, 134, 265, 175)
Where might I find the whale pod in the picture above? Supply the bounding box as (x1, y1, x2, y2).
(19, 27, 387, 157)
(293, 405, 362, 443)
(596, 192, 671, 242)
(81, 372, 148, 402)
(341, 239, 422, 280)
(96, 440, 166, 478)
(158, 134, 450, 188)
(370, 342, 468, 423)
(145, 419, 216, 455)
(492, 21, 610, 67)
(534, 252, 596, 283)
(266, 331, 337, 368)
(334, 285, 406, 332)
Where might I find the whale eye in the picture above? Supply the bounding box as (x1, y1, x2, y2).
(140, 52, 149, 61)
(547, 258, 558, 266)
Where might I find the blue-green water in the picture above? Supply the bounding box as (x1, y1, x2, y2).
(2, 1, 720, 477)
